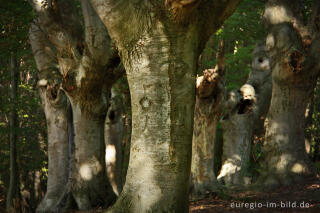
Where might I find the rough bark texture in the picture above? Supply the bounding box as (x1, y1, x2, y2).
(258, 0, 320, 187)
(247, 42, 272, 133)
(38, 88, 70, 212)
(105, 88, 125, 196)
(218, 85, 255, 186)
(29, 22, 71, 213)
(191, 41, 225, 198)
(6, 52, 20, 213)
(218, 42, 272, 186)
(29, 0, 123, 210)
(90, 1, 241, 212)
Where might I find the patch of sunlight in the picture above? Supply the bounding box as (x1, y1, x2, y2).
(80, 164, 93, 181)
(264, 5, 291, 25)
(105, 144, 116, 164)
(291, 163, 304, 173)
(79, 157, 102, 181)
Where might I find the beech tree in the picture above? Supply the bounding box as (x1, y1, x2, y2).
(259, 0, 320, 187)
(218, 42, 272, 186)
(29, 22, 71, 212)
(90, 0, 241, 212)
(191, 41, 226, 198)
(28, 0, 124, 210)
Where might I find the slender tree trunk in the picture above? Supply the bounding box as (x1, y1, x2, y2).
(258, 0, 320, 187)
(105, 88, 125, 196)
(191, 41, 226, 197)
(6, 52, 20, 213)
(218, 42, 272, 186)
(36, 88, 70, 212)
(29, 22, 71, 212)
(191, 97, 221, 196)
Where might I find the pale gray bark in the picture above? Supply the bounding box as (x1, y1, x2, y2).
(29, 0, 123, 209)
(90, 1, 241, 212)
(218, 85, 255, 186)
(6, 52, 20, 213)
(29, 22, 71, 213)
(258, 0, 320, 187)
(105, 88, 125, 196)
(218, 42, 272, 186)
(37, 88, 70, 212)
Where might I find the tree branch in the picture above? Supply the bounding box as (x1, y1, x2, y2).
(29, 20, 60, 85)
(29, 0, 83, 61)
(196, 40, 225, 99)
(81, 0, 112, 66)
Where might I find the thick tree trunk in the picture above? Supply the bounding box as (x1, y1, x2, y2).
(6, 52, 20, 213)
(29, 0, 124, 209)
(105, 88, 125, 196)
(258, 0, 320, 187)
(110, 24, 197, 213)
(90, 0, 241, 212)
(68, 100, 116, 210)
(36, 88, 70, 212)
(261, 83, 315, 185)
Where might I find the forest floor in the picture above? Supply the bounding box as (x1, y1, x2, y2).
(190, 176, 320, 213)
(0, 177, 319, 212)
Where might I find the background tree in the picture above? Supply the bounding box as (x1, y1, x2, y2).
(258, 0, 320, 187)
(0, 1, 48, 211)
(191, 40, 226, 198)
(6, 52, 20, 213)
(218, 42, 271, 186)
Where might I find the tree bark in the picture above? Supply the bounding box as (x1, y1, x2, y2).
(258, 0, 320, 187)
(90, 1, 241, 212)
(191, 41, 225, 198)
(6, 52, 20, 213)
(219, 113, 254, 185)
(218, 42, 272, 186)
(105, 88, 125, 196)
(29, 0, 124, 209)
(37, 88, 70, 212)
(29, 22, 71, 212)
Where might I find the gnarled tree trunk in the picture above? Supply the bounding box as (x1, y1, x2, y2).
(29, 22, 71, 213)
(91, 0, 241, 212)
(258, 0, 320, 187)
(218, 42, 272, 186)
(29, 0, 124, 210)
(191, 41, 225, 198)
(218, 85, 255, 186)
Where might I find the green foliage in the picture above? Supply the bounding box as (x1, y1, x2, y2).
(0, 0, 47, 209)
(201, 0, 265, 91)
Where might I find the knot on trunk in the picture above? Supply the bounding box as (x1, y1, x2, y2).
(140, 97, 151, 110)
